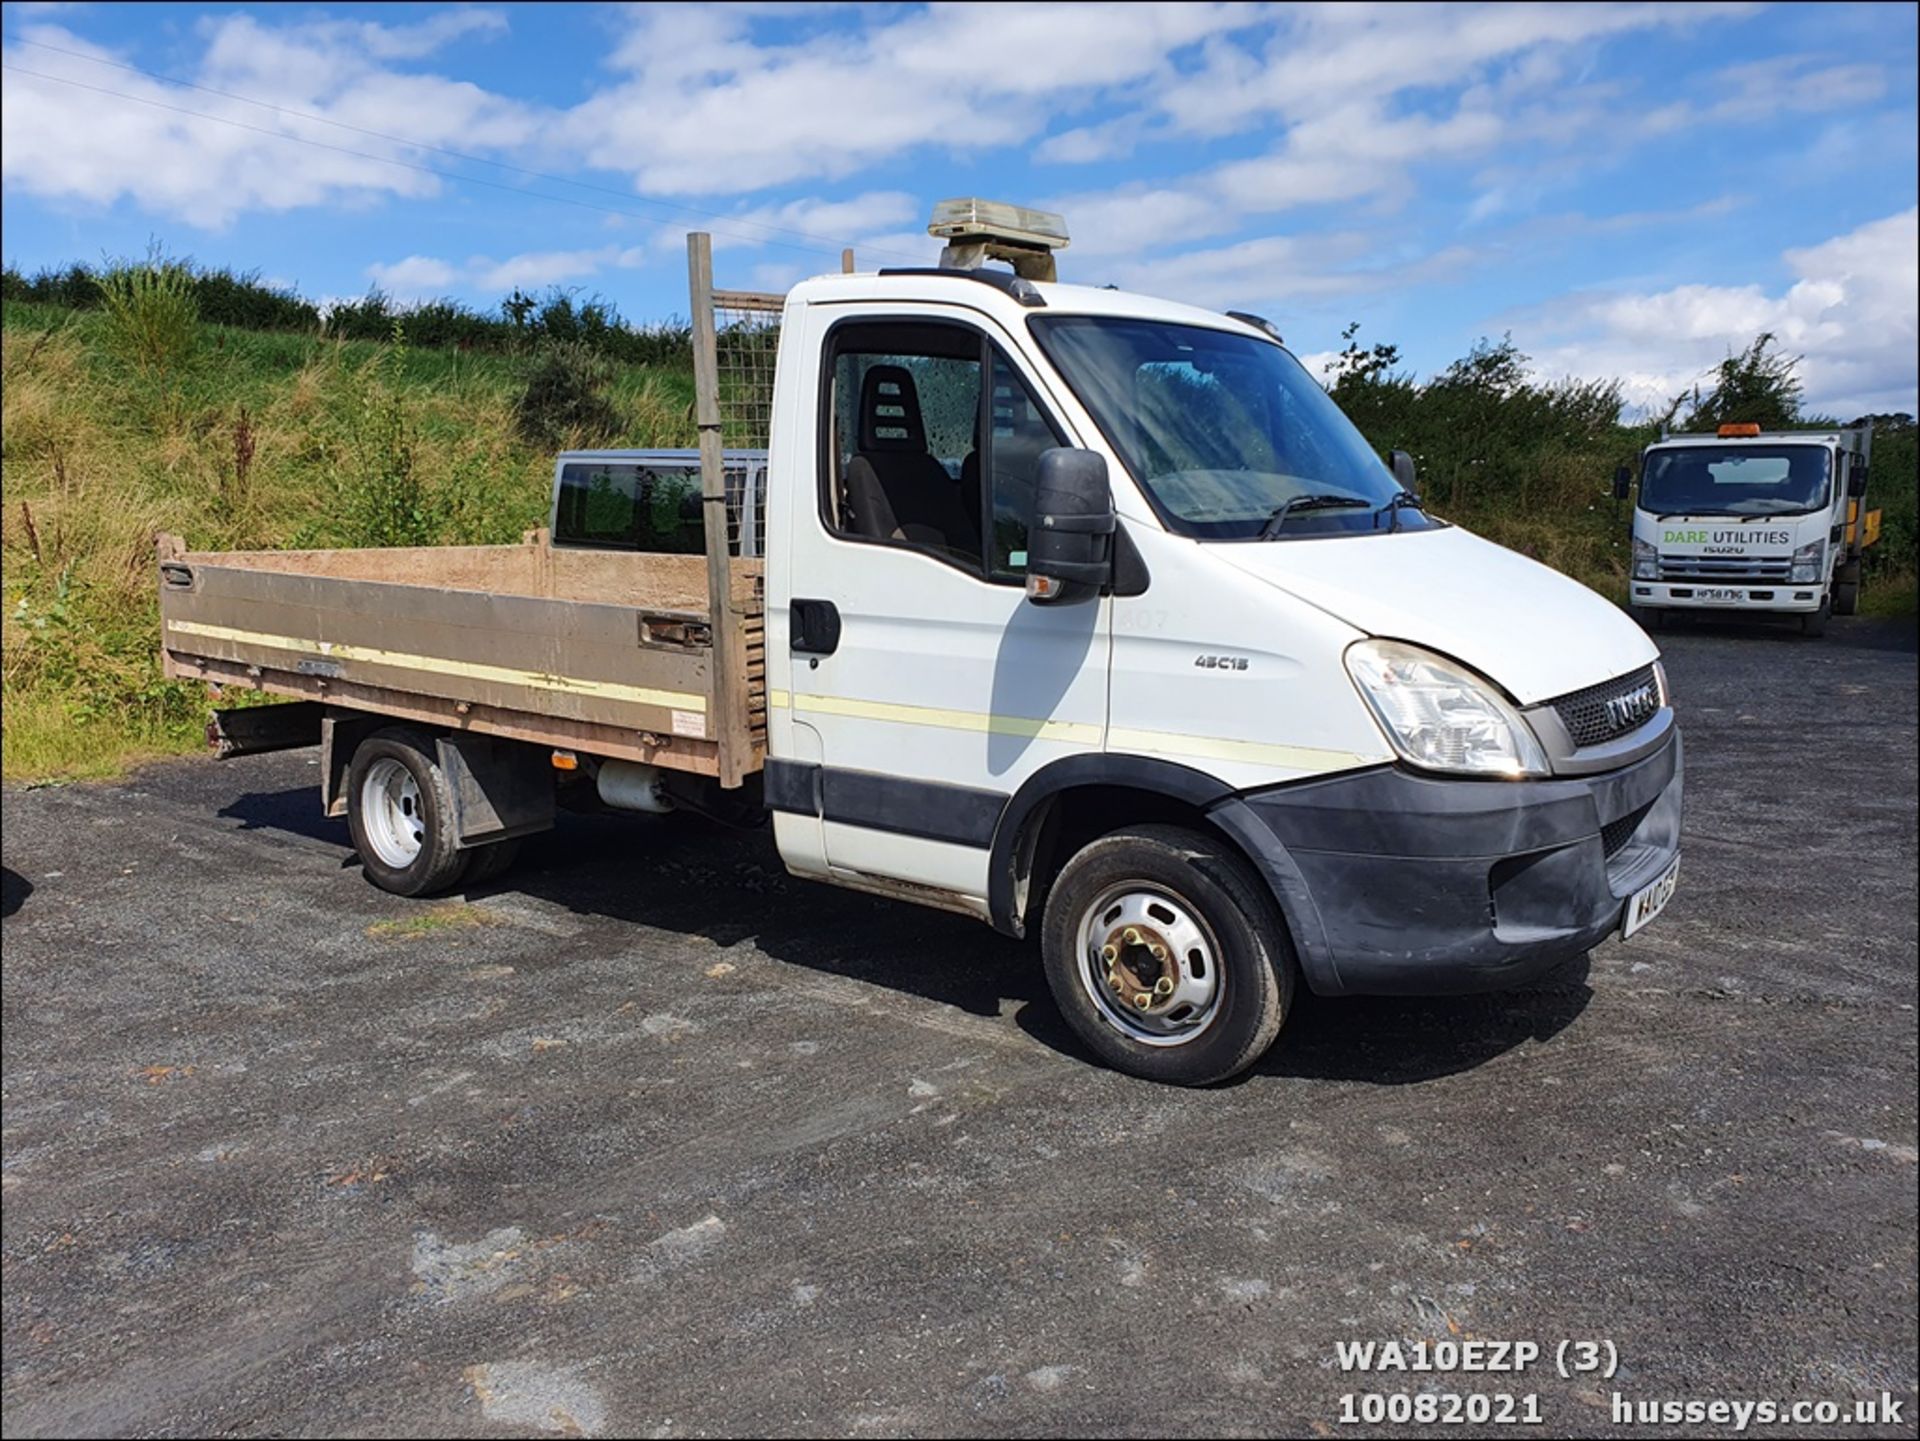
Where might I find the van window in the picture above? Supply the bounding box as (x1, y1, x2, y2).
(553, 462, 704, 552)
(823, 320, 1064, 581)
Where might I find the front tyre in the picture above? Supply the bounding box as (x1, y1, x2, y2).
(1832, 560, 1861, 616)
(1040, 824, 1295, 1085)
(347, 727, 470, 896)
(1800, 600, 1831, 637)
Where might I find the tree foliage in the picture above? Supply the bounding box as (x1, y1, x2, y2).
(1668, 332, 1804, 432)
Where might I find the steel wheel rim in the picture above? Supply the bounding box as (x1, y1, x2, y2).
(359, 757, 426, 868)
(1075, 882, 1224, 1047)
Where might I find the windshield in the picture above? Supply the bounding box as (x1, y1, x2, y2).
(1030, 316, 1437, 540)
(1639, 444, 1831, 517)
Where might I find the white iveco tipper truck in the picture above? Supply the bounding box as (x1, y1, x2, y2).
(1621, 423, 1880, 635)
(160, 200, 1683, 1085)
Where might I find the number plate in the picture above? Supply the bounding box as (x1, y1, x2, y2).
(1694, 587, 1744, 604)
(1622, 855, 1680, 939)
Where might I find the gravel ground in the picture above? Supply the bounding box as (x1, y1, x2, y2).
(3, 615, 1915, 1438)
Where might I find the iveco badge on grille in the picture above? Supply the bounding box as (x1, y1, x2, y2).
(1605, 682, 1659, 733)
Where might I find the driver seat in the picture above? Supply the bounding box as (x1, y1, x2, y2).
(844, 365, 979, 557)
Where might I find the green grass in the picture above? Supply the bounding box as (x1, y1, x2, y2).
(1861, 572, 1920, 619)
(365, 903, 496, 939)
(2, 300, 694, 781)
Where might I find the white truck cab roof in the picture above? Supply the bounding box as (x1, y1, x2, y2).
(788, 269, 1273, 341)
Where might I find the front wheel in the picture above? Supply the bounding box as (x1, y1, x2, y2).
(1832, 561, 1861, 616)
(1040, 824, 1295, 1085)
(1800, 601, 1831, 637)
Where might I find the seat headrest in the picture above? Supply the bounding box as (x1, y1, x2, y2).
(859, 365, 927, 452)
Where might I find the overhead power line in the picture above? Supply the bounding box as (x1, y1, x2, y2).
(1, 52, 925, 264)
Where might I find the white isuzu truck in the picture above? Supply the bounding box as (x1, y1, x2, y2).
(161, 200, 1683, 1085)
(1622, 423, 1879, 635)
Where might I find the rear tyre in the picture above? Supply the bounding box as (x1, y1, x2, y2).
(464, 837, 522, 887)
(1832, 561, 1861, 617)
(1800, 601, 1831, 638)
(347, 727, 470, 897)
(1040, 824, 1295, 1086)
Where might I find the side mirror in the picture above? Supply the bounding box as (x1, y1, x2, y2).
(1613, 464, 1633, 502)
(1848, 467, 1868, 499)
(1027, 448, 1114, 605)
(1389, 449, 1417, 492)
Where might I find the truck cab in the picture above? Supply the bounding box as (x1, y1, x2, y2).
(752, 203, 1682, 1081)
(164, 199, 1685, 1086)
(1624, 424, 1878, 635)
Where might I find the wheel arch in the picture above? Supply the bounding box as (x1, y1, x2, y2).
(986, 756, 1336, 990)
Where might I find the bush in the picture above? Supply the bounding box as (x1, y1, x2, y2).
(1670, 333, 1803, 432)
(9, 251, 697, 368)
(192, 267, 318, 331)
(331, 324, 440, 548)
(513, 341, 623, 448)
(95, 251, 199, 373)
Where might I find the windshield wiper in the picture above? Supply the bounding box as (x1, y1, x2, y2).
(1374, 489, 1425, 533)
(1259, 493, 1370, 539)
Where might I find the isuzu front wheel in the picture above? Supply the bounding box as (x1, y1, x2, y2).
(1040, 824, 1295, 1086)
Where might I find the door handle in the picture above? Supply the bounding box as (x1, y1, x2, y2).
(790, 598, 841, 655)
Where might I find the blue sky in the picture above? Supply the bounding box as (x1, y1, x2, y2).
(3, 1, 1916, 416)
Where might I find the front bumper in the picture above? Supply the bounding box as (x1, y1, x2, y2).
(1211, 730, 1683, 996)
(1632, 580, 1824, 613)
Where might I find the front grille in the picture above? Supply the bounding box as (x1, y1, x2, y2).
(1660, 556, 1790, 583)
(1601, 801, 1654, 858)
(1550, 664, 1661, 748)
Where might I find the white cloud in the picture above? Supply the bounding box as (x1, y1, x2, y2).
(0, 13, 535, 228)
(564, 2, 1254, 196)
(468, 246, 633, 294)
(364, 255, 459, 299)
(1516, 209, 1919, 418)
(1100, 232, 1481, 315)
(1150, 3, 1754, 138)
(709, 190, 921, 257)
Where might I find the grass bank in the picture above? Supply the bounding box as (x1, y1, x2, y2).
(2, 299, 694, 780)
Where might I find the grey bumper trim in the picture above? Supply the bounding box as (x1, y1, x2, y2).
(1221, 730, 1683, 997)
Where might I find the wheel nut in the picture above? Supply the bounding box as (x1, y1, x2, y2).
(1109, 973, 1125, 992)
(1154, 976, 1174, 997)
(1151, 944, 1168, 961)
(1133, 991, 1152, 1009)
(1100, 944, 1118, 967)
(1123, 927, 1142, 946)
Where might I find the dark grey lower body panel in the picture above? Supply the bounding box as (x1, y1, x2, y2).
(1222, 732, 1683, 997)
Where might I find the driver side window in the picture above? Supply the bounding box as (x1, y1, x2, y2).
(822, 320, 1065, 584)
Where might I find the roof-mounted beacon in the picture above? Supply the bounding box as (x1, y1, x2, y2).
(929, 198, 1069, 283)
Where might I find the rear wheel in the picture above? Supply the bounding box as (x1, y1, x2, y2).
(1040, 824, 1295, 1086)
(347, 728, 469, 896)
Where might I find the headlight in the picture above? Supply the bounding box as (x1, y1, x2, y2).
(1632, 536, 1659, 580)
(1652, 659, 1671, 708)
(1345, 640, 1549, 778)
(1790, 540, 1824, 584)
